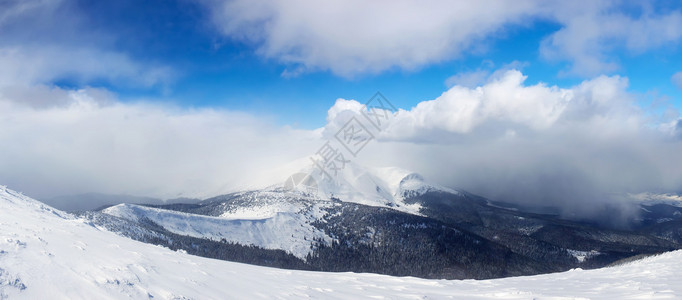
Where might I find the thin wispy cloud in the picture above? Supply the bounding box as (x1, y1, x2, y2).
(673, 72, 682, 90)
(0, 0, 175, 89)
(540, 2, 682, 76)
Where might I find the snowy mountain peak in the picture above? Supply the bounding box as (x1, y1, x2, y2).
(276, 158, 456, 214)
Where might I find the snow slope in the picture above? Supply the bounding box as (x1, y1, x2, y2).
(102, 203, 330, 259)
(630, 192, 682, 207)
(2, 185, 682, 299)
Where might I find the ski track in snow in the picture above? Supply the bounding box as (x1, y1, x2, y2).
(1, 185, 682, 299)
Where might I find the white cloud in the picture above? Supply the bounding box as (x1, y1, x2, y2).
(541, 2, 682, 76)
(200, 0, 543, 77)
(382, 70, 574, 138)
(323, 70, 682, 219)
(0, 0, 175, 88)
(673, 72, 682, 89)
(0, 88, 319, 199)
(326, 70, 640, 142)
(0, 46, 174, 88)
(444, 69, 490, 89)
(0, 0, 62, 27)
(200, 1, 682, 77)
(444, 61, 528, 89)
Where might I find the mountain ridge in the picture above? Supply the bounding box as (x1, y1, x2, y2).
(86, 162, 682, 279)
(3, 184, 682, 298)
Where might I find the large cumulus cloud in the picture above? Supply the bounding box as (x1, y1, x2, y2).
(325, 70, 682, 220)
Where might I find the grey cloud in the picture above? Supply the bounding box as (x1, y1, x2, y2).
(0, 85, 115, 109)
(0, 89, 320, 199)
(325, 70, 682, 221)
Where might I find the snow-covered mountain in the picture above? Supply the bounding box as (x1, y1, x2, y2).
(2, 185, 682, 299)
(299, 162, 454, 214)
(102, 201, 331, 259)
(98, 161, 457, 261)
(630, 192, 682, 208)
(248, 156, 455, 213)
(81, 158, 681, 281)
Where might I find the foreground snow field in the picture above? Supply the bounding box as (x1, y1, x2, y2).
(1, 186, 680, 299)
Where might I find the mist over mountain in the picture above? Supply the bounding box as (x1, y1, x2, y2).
(40, 193, 201, 212)
(61, 161, 681, 280)
(3, 71, 681, 224)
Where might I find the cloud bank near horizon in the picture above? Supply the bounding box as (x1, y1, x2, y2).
(0, 87, 320, 199)
(1, 69, 681, 220)
(325, 70, 682, 219)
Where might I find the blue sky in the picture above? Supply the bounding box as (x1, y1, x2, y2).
(2, 0, 682, 203)
(37, 0, 682, 128)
